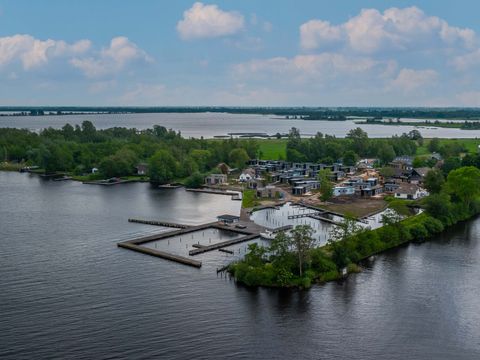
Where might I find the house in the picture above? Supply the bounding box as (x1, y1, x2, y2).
(91, 167, 98, 174)
(217, 163, 231, 175)
(239, 168, 256, 182)
(390, 156, 413, 170)
(246, 179, 263, 189)
(333, 186, 355, 197)
(205, 174, 227, 185)
(217, 214, 240, 224)
(135, 163, 148, 176)
(257, 185, 281, 199)
(357, 158, 378, 169)
(358, 185, 383, 197)
(410, 167, 431, 184)
(384, 182, 400, 193)
(394, 183, 427, 200)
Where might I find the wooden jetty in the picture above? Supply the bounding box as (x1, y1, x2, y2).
(118, 241, 201, 268)
(287, 212, 320, 219)
(128, 218, 190, 229)
(307, 214, 342, 225)
(188, 234, 258, 256)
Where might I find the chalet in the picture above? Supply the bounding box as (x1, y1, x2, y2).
(384, 182, 400, 193)
(135, 163, 148, 176)
(409, 167, 431, 184)
(291, 180, 320, 195)
(333, 186, 355, 197)
(246, 178, 263, 189)
(257, 185, 281, 199)
(357, 185, 383, 197)
(239, 168, 256, 182)
(205, 174, 227, 185)
(394, 183, 427, 200)
(217, 214, 240, 224)
(390, 156, 413, 170)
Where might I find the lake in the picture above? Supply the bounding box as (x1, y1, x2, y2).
(1, 172, 480, 359)
(1, 112, 480, 138)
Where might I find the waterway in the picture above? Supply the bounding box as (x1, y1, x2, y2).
(1, 172, 479, 359)
(2, 112, 480, 138)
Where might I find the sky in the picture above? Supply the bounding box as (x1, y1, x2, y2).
(1, 0, 480, 107)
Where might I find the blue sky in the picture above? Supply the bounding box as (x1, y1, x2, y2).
(1, 0, 480, 106)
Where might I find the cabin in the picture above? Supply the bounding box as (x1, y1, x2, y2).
(217, 214, 240, 224)
(333, 186, 355, 197)
(135, 163, 148, 176)
(410, 167, 431, 184)
(205, 174, 227, 185)
(239, 168, 256, 182)
(394, 183, 426, 200)
(257, 185, 281, 199)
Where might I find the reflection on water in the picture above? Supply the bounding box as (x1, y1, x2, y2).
(1, 172, 480, 360)
(250, 202, 395, 245)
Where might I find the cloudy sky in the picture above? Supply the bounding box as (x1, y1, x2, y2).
(1, 0, 480, 106)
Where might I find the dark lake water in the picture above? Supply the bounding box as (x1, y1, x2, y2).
(2, 112, 480, 138)
(1, 172, 480, 359)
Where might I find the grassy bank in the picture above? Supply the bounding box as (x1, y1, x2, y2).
(229, 166, 480, 289)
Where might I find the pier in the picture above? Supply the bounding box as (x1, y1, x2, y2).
(188, 234, 259, 256)
(128, 218, 190, 229)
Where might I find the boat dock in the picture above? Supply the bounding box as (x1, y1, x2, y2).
(188, 234, 259, 256)
(128, 218, 190, 229)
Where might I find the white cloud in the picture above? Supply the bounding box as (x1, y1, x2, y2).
(300, 6, 476, 54)
(177, 2, 244, 40)
(452, 49, 480, 71)
(234, 53, 388, 84)
(70, 36, 152, 78)
(0, 34, 90, 69)
(390, 68, 438, 92)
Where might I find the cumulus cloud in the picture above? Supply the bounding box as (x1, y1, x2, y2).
(234, 53, 390, 84)
(300, 6, 476, 53)
(177, 2, 244, 40)
(0, 34, 90, 69)
(452, 49, 480, 71)
(390, 68, 438, 92)
(70, 36, 152, 78)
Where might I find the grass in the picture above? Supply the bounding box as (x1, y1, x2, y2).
(416, 138, 480, 155)
(0, 162, 24, 171)
(318, 198, 387, 218)
(242, 189, 260, 208)
(257, 139, 287, 160)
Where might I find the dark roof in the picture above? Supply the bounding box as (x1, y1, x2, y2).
(217, 214, 240, 221)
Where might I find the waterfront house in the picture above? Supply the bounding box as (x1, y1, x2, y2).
(257, 185, 281, 199)
(205, 174, 227, 185)
(217, 214, 240, 224)
(409, 167, 431, 184)
(135, 163, 148, 176)
(333, 186, 355, 197)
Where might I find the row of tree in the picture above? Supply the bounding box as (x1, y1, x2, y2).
(0, 121, 257, 184)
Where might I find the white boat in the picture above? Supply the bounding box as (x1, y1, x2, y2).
(260, 230, 275, 240)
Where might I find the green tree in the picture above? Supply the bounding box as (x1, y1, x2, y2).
(228, 148, 249, 169)
(318, 169, 333, 202)
(184, 172, 204, 188)
(428, 138, 441, 153)
(343, 150, 358, 166)
(445, 166, 480, 207)
(290, 225, 315, 277)
(423, 169, 445, 194)
(148, 149, 178, 184)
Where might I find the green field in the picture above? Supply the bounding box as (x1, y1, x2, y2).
(257, 139, 287, 160)
(416, 138, 480, 155)
(255, 138, 479, 160)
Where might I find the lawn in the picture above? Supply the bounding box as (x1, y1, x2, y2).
(257, 139, 287, 160)
(416, 138, 480, 155)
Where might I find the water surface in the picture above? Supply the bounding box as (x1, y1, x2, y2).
(1, 172, 479, 359)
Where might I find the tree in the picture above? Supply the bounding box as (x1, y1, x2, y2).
(423, 168, 445, 194)
(318, 169, 333, 201)
(428, 138, 440, 153)
(342, 150, 358, 166)
(290, 225, 315, 277)
(329, 216, 363, 243)
(148, 149, 178, 184)
(424, 193, 452, 221)
(228, 148, 249, 169)
(346, 128, 369, 156)
(442, 157, 461, 175)
(378, 143, 396, 164)
(184, 172, 204, 188)
(445, 166, 480, 207)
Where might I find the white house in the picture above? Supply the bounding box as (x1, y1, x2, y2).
(394, 183, 428, 200)
(239, 168, 256, 182)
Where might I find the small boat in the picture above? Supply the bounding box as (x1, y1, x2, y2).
(260, 230, 275, 240)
